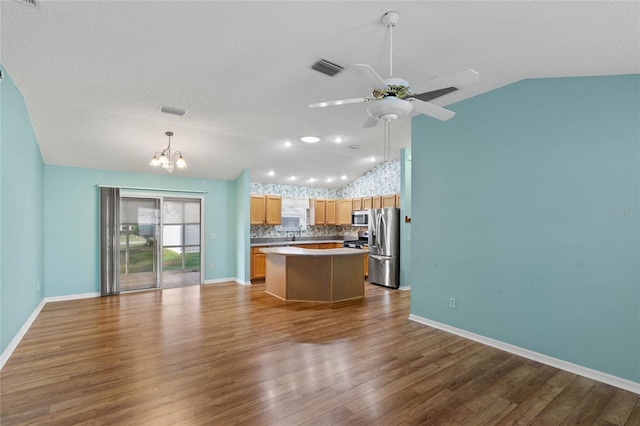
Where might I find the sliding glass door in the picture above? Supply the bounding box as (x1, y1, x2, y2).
(119, 195, 202, 291)
(119, 197, 161, 291)
(162, 198, 202, 288)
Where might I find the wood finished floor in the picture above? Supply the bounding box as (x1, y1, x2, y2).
(1, 282, 638, 425)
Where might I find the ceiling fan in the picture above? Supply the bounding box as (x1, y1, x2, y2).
(309, 11, 479, 127)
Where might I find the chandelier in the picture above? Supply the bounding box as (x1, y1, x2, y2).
(149, 131, 186, 173)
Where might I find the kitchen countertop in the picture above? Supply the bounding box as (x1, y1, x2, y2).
(251, 239, 345, 247)
(260, 247, 368, 256)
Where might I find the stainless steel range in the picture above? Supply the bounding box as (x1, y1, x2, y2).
(343, 232, 368, 249)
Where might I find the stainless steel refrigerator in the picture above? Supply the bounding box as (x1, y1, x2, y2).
(368, 207, 400, 289)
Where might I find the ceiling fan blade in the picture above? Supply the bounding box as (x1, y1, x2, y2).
(408, 87, 458, 103)
(362, 115, 380, 128)
(309, 97, 370, 108)
(351, 64, 389, 89)
(408, 99, 456, 121)
(410, 69, 479, 95)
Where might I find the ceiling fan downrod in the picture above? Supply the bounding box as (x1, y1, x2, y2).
(382, 11, 400, 78)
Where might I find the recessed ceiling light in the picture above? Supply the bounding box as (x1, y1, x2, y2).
(309, 177, 316, 182)
(349, 144, 363, 150)
(268, 170, 275, 176)
(284, 141, 292, 147)
(300, 136, 321, 144)
(341, 175, 347, 180)
(370, 156, 376, 162)
(327, 178, 333, 182)
(288, 176, 297, 181)
(334, 137, 343, 143)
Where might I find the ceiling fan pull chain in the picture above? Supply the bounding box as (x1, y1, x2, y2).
(384, 120, 391, 162)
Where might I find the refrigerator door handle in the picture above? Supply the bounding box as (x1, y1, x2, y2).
(369, 254, 389, 261)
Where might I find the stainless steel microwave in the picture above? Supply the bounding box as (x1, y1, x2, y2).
(351, 210, 369, 227)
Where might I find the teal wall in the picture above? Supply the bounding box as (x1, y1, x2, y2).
(399, 148, 412, 289)
(410, 75, 640, 383)
(234, 169, 251, 283)
(44, 166, 238, 297)
(0, 66, 45, 353)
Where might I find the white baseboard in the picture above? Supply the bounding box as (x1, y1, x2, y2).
(45, 292, 100, 302)
(408, 314, 640, 396)
(204, 277, 239, 284)
(0, 299, 46, 370)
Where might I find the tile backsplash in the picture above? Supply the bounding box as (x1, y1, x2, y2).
(251, 160, 400, 238)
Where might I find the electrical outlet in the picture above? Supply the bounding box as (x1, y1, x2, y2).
(449, 298, 456, 309)
(210, 233, 217, 239)
(210, 262, 215, 269)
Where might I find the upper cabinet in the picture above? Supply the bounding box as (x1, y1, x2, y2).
(381, 194, 396, 208)
(310, 198, 327, 225)
(336, 199, 352, 225)
(362, 197, 373, 209)
(250, 194, 282, 225)
(326, 199, 336, 225)
(310, 198, 337, 226)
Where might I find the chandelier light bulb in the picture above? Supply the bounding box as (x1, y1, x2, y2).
(175, 156, 187, 168)
(159, 153, 169, 164)
(150, 156, 160, 166)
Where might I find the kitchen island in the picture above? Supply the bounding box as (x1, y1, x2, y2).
(260, 247, 369, 302)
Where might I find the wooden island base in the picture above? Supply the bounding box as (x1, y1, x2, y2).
(261, 247, 367, 302)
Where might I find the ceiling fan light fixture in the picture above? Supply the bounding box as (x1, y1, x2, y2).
(367, 97, 412, 121)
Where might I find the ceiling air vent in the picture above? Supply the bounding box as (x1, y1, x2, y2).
(15, 0, 41, 9)
(160, 105, 187, 116)
(311, 59, 344, 77)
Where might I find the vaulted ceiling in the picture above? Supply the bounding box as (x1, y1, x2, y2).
(3, 1, 639, 188)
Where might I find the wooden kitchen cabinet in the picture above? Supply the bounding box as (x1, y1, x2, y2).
(326, 199, 336, 224)
(310, 198, 327, 225)
(352, 198, 363, 211)
(311, 198, 338, 226)
(265, 195, 282, 224)
(363, 249, 369, 277)
(336, 198, 352, 225)
(251, 247, 266, 280)
(250, 194, 282, 225)
(381, 194, 396, 208)
(319, 243, 342, 249)
(293, 244, 320, 249)
(362, 197, 373, 209)
(372, 196, 382, 209)
(250, 195, 266, 225)
(395, 194, 400, 208)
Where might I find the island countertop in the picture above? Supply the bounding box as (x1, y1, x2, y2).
(261, 247, 368, 302)
(259, 247, 369, 256)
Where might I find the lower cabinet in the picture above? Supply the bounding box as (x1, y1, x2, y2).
(251, 247, 266, 280)
(363, 249, 368, 278)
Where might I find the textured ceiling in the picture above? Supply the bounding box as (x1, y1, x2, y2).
(2, 1, 639, 188)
